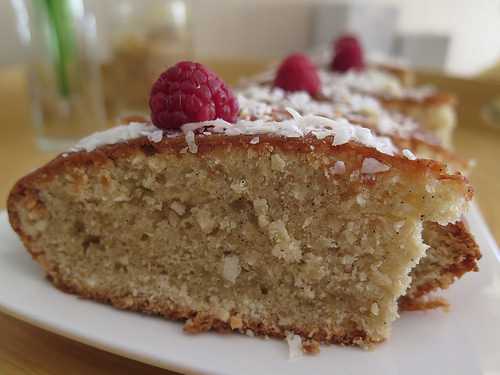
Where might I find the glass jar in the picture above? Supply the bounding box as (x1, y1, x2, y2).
(15, 0, 106, 151)
(101, 0, 193, 121)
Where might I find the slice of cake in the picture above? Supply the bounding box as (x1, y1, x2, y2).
(324, 35, 456, 148)
(8, 62, 473, 348)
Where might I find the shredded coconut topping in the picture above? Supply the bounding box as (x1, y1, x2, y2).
(68, 113, 398, 157)
(320, 68, 403, 97)
(319, 68, 436, 101)
(69, 122, 164, 152)
(238, 86, 334, 120)
(237, 84, 419, 139)
(181, 114, 397, 156)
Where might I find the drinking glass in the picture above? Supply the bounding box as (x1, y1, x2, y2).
(14, 0, 106, 151)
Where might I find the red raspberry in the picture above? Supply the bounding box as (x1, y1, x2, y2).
(333, 34, 361, 53)
(274, 53, 320, 96)
(331, 34, 365, 72)
(149, 61, 239, 129)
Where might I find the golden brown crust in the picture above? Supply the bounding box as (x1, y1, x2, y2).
(302, 339, 321, 354)
(399, 297, 450, 312)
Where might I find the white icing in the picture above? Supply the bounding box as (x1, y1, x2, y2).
(361, 158, 391, 174)
(181, 113, 397, 156)
(69, 122, 164, 152)
(249, 136, 260, 144)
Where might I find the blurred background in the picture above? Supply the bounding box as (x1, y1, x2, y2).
(2, 0, 500, 74)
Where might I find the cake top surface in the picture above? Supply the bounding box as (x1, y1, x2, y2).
(68, 111, 408, 159)
(318, 68, 436, 101)
(309, 47, 435, 100)
(247, 60, 436, 102)
(236, 84, 422, 140)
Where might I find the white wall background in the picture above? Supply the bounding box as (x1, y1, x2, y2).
(1, 0, 500, 75)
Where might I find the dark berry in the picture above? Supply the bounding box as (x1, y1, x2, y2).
(333, 34, 361, 53)
(331, 34, 365, 72)
(149, 61, 239, 129)
(274, 53, 321, 96)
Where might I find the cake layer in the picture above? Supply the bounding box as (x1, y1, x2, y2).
(8, 121, 472, 347)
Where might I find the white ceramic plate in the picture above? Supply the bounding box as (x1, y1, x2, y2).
(0, 205, 499, 375)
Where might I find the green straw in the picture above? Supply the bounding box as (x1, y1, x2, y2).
(34, 0, 76, 97)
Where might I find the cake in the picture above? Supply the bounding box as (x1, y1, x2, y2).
(8, 61, 475, 349)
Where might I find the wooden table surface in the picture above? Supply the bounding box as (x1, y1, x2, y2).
(0, 63, 499, 374)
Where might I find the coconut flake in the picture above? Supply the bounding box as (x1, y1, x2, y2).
(286, 332, 303, 360)
(185, 130, 198, 154)
(237, 86, 334, 120)
(286, 107, 302, 120)
(330, 161, 346, 175)
(361, 158, 391, 174)
(179, 115, 397, 156)
(69, 122, 163, 153)
(148, 129, 163, 143)
(403, 149, 417, 160)
(250, 136, 260, 144)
